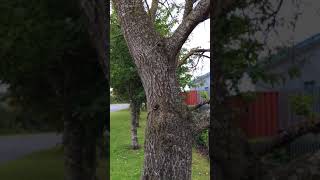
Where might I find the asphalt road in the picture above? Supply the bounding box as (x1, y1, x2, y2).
(0, 104, 129, 165)
(0, 133, 61, 165)
(110, 104, 130, 112)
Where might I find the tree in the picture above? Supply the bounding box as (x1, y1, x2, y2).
(110, 4, 195, 150)
(112, 1, 210, 179)
(110, 11, 145, 149)
(0, 1, 107, 180)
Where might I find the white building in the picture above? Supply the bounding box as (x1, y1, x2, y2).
(190, 72, 210, 95)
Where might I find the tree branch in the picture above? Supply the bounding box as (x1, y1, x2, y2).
(189, 99, 210, 111)
(191, 108, 210, 135)
(178, 48, 210, 67)
(144, 0, 151, 15)
(183, 0, 194, 20)
(149, 0, 159, 23)
(112, 0, 163, 62)
(167, 0, 210, 58)
(255, 118, 320, 156)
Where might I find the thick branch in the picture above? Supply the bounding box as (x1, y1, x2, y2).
(167, 0, 210, 58)
(183, 0, 194, 20)
(255, 118, 320, 156)
(149, 0, 159, 23)
(189, 99, 210, 111)
(191, 109, 210, 135)
(112, 0, 163, 63)
(178, 48, 210, 67)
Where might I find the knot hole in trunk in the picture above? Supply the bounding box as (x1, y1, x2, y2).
(153, 104, 159, 111)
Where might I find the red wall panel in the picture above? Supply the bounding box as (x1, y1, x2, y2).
(230, 92, 279, 138)
(182, 90, 199, 105)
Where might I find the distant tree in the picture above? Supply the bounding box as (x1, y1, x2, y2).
(111, 11, 145, 149)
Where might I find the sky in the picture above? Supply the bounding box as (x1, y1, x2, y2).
(182, 19, 210, 77)
(254, 0, 320, 52)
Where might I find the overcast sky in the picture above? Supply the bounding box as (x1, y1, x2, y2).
(259, 0, 320, 51)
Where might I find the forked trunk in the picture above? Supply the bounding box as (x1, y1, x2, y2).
(112, 2, 194, 178)
(130, 101, 140, 149)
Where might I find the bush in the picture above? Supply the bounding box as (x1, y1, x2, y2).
(199, 91, 209, 101)
(289, 94, 314, 118)
(195, 129, 208, 147)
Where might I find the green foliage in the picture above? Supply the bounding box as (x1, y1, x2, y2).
(195, 129, 209, 147)
(214, 1, 301, 95)
(176, 58, 194, 90)
(110, 11, 144, 104)
(288, 66, 301, 79)
(0, 0, 107, 133)
(199, 91, 209, 101)
(289, 94, 314, 117)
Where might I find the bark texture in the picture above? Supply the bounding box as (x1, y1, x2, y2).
(112, 1, 210, 179)
(130, 101, 140, 149)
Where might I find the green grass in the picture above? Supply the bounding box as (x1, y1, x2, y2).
(111, 110, 209, 180)
(0, 147, 107, 180)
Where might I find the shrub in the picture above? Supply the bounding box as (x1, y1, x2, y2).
(195, 129, 208, 147)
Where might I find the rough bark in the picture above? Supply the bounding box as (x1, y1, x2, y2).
(130, 101, 140, 149)
(112, 1, 211, 179)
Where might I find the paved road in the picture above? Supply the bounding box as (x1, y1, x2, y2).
(0, 133, 61, 165)
(110, 103, 130, 112)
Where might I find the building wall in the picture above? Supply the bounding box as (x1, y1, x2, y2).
(191, 73, 210, 95)
(239, 43, 320, 92)
(259, 44, 320, 91)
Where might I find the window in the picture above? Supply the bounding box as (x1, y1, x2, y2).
(304, 80, 316, 92)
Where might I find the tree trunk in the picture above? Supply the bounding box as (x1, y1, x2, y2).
(135, 56, 192, 179)
(112, 1, 196, 179)
(63, 117, 84, 180)
(63, 115, 97, 180)
(136, 103, 140, 127)
(142, 85, 192, 179)
(130, 101, 140, 149)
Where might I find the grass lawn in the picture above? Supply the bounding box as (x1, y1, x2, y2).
(111, 110, 209, 180)
(0, 147, 108, 180)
